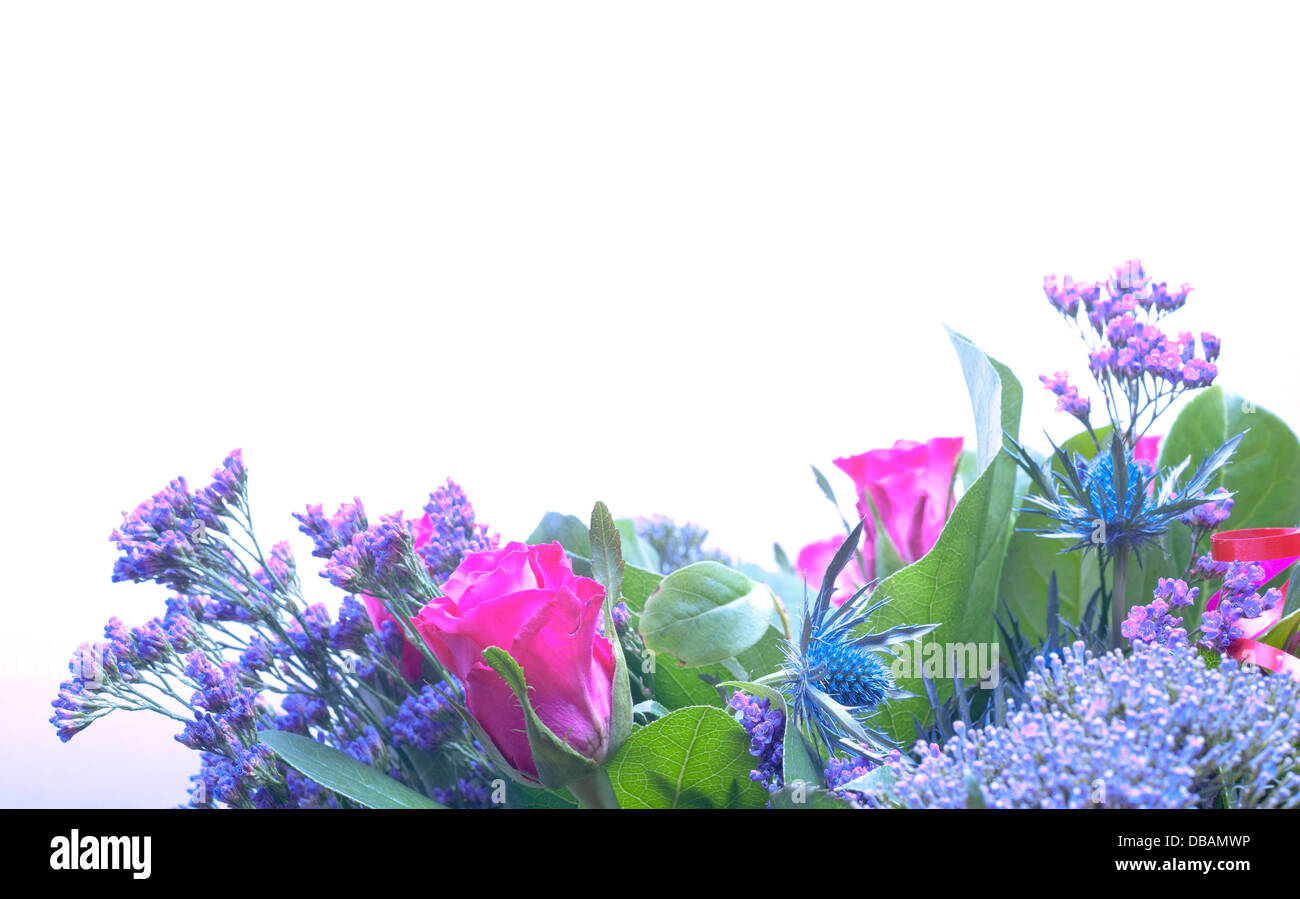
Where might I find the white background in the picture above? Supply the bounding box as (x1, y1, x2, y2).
(3, 2, 1298, 807)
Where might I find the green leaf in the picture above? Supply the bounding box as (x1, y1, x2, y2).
(589, 501, 626, 606)
(1259, 607, 1300, 652)
(1159, 386, 1300, 531)
(774, 542, 794, 575)
(839, 763, 899, 802)
(607, 706, 769, 809)
(639, 562, 776, 666)
(869, 327, 1022, 743)
(631, 699, 671, 720)
(589, 501, 632, 752)
(614, 518, 660, 572)
(259, 730, 446, 809)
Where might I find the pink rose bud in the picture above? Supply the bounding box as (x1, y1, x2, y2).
(412, 541, 615, 781)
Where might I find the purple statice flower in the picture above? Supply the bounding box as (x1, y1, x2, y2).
(1201, 331, 1221, 362)
(322, 512, 432, 599)
(274, 693, 331, 735)
(1039, 371, 1091, 421)
(1034, 259, 1219, 440)
(239, 636, 276, 673)
(293, 499, 368, 560)
(729, 691, 785, 792)
(1182, 487, 1233, 530)
(418, 480, 497, 582)
(1043, 274, 1098, 319)
(611, 601, 632, 632)
(431, 760, 495, 809)
(870, 642, 1300, 809)
(193, 450, 246, 532)
(1199, 561, 1281, 653)
(824, 754, 880, 807)
(385, 684, 463, 754)
(329, 595, 372, 652)
(1121, 578, 1197, 649)
(342, 725, 386, 767)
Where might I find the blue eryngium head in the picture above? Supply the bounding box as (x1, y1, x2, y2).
(1005, 429, 1244, 559)
(775, 519, 937, 759)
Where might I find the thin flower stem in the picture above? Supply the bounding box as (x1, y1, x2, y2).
(1110, 544, 1130, 649)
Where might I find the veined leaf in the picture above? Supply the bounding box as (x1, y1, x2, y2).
(259, 730, 445, 809)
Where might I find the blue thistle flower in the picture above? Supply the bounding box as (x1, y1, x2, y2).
(1005, 429, 1244, 560)
(768, 519, 937, 758)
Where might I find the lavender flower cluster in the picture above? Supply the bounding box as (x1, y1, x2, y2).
(1040, 259, 1220, 441)
(873, 642, 1300, 809)
(1199, 561, 1283, 653)
(53, 451, 496, 808)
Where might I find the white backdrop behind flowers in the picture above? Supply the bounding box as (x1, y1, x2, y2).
(2, 2, 1299, 806)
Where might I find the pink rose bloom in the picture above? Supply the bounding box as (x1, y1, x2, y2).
(361, 513, 442, 682)
(412, 541, 615, 781)
(797, 437, 963, 598)
(833, 437, 964, 565)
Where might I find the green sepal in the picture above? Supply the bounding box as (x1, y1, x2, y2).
(481, 646, 599, 790)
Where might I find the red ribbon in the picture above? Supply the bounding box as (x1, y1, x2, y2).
(1207, 528, 1300, 678)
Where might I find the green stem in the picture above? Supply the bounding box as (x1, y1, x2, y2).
(568, 767, 620, 810)
(1111, 544, 1130, 649)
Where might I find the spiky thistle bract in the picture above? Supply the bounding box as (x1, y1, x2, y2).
(770, 519, 937, 759)
(1004, 429, 1244, 560)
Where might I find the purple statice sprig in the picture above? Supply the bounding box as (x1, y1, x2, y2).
(1198, 561, 1282, 653)
(1039, 259, 1219, 445)
(69, 450, 498, 809)
(418, 480, 497, 583)
(1120, 577, 1197, 649)
(868, 642, 1300, 809)
(293, 499, 369, 560)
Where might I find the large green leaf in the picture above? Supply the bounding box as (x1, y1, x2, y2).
(1159, 386, 1300, 530)
(870, 328, 1022, 742)
(606, 706, 768, 808)
(639, 562, 777, 665)
(259, 730, 446, 809)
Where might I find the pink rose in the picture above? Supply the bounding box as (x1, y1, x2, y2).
(412, 541, 615, 780)
(834, 437, 964, 565)
(361, 512, 442, 682)
(797, 437, 963, 597)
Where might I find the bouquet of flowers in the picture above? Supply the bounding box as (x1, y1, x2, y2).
(52, 259, 1300, 809)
